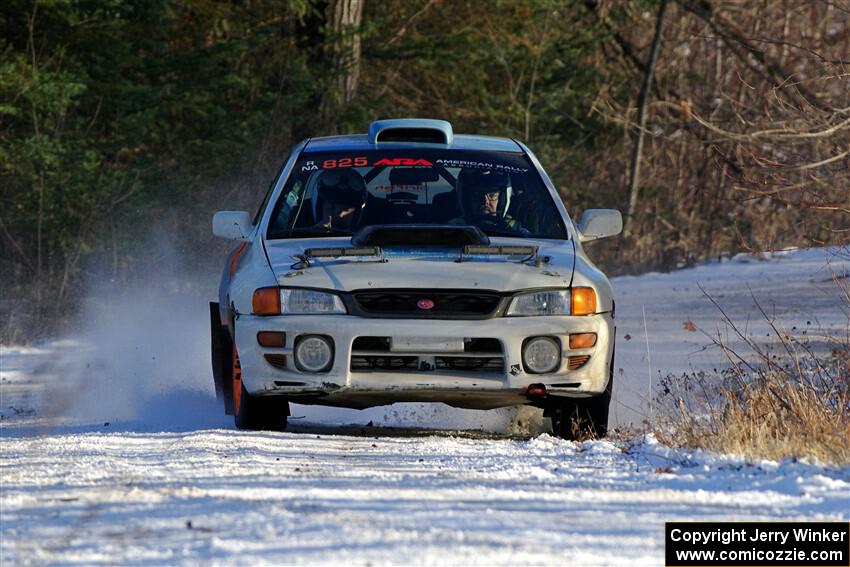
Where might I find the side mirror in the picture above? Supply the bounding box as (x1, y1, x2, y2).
(577, 209, 622, 242)
(213, 211, 253, 241)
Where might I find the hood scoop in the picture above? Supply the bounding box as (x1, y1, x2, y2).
(351, 224, 489, 248)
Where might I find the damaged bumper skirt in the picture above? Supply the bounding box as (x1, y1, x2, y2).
(234, 312, 614, 410)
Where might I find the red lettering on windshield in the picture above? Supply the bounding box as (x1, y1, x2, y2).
(322, 157, 368, 169)
(372, 158, 434, 167)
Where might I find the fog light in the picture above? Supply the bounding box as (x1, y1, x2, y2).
(294, 335, 333, 372)
(522, 337, 561, 374)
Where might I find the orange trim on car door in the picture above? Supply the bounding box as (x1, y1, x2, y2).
(232, 343, 243, 415)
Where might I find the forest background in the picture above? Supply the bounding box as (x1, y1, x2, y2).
(1, 0, 848, 341)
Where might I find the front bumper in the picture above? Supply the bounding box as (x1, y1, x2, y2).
(234, 312, 614, 410)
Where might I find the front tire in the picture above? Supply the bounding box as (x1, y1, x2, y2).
(232, 344, 289, 431)
(549, 390, 610, 440)
(549, 347, 614, 440)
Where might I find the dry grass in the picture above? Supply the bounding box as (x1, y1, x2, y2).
(655, 270, 850, 465)
(658, 369, 850, 464)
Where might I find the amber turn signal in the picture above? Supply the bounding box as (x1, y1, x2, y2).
(252, 287, 281, 315)
(569, 332, 597, 349)
(257, 331, 286, 347)
(571, 287, 597, 315)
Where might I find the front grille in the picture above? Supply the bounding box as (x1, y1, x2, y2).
(351, 290, 502, 318)
(350, 355, 419, 371)
(350, 336, 504, 373)
(435, 356, 504, 372)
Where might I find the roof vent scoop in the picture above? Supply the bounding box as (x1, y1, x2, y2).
(368, 118, 453, 145)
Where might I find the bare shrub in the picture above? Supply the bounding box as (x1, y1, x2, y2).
(655, 269, 850, 464)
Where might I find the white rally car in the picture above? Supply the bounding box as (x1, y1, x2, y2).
(211, 119, 622, 438)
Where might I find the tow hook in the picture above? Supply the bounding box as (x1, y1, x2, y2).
(526, 383, 547, 398)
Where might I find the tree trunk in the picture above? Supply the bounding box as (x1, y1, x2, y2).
(625, 0, 668, 235)
(320, 0, 365, 131)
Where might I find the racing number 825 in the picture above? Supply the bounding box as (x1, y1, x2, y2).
(323, 157, 368, 169)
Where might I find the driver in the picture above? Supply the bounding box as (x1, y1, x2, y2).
(458, 169, 523, 231)
(315, 169, 365, 231)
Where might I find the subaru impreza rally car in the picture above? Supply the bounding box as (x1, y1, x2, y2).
(211, 119, 622, 438)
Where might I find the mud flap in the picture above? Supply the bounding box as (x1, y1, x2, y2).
(210, 302, 235, 415)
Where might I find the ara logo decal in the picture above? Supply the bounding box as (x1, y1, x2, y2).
(373, 158, 434, 167)
(417, 298, 435, 310)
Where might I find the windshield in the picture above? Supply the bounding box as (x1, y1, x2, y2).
(266, 150, 568, 240)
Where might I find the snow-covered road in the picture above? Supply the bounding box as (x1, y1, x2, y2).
(3, 426, 847, 565)
(2, 247, 848, 565)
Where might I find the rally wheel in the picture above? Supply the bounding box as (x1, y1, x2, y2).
(549, 390, 610, 440)
(549, 347, 614, 440)
(232, 344, 289, 431)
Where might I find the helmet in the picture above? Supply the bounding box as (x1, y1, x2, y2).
(316, 168, 366, 208)
(458, 169, 510, 216)
(313, 168, 366, 229)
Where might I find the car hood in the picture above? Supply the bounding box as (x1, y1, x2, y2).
(264, 237, 575, 292)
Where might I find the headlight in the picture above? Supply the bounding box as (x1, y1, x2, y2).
(505, 288, 597, 316)
(506, 290, 569, 316)
(281, 289, 346, 315)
